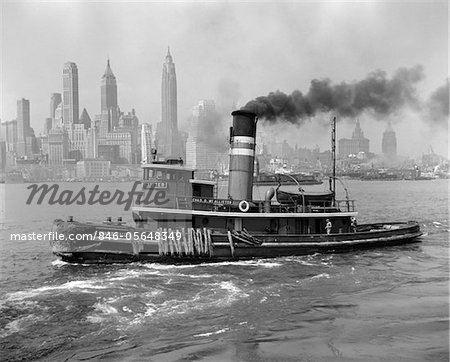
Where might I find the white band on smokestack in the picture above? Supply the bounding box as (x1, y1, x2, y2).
(229, 149, 255, 156)
(233, 136, 255, 144)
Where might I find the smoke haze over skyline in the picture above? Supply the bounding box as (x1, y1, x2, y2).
(1, 1, 448, 157)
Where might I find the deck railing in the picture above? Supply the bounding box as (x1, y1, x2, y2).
(335, 199, 356, 212)
(133, 195, 356, 213)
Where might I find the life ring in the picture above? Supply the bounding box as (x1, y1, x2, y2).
(239, 200, 250, 212)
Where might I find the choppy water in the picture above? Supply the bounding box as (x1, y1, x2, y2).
(0, 180, 448, 361)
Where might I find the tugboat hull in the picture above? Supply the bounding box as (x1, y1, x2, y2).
(51, 220, 422, 264)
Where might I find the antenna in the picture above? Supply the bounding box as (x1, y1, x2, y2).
(331, 115, 336, 202)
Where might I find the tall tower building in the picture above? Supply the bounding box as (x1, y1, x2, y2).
(141, 123, 153, 164)
(382, 122, 397, 158)
(161, 48, 177, 132)
(338, 119, 370, 158)
(119, 110, 140, 164)
(50, 93, 62, 120)
(79, 108, 92, 129)
(53, 102, 64, 129)
(16, 98, 30, 156)
(48, 129, 69, 167)
(44, 118, 52, 135)
(85, 126, 98, 159)
(17, 98, 30, 142)
(62, 62, 79, 129)
(185, 100, 221, 171)
(157, 47, 181, 158)
(2, 120, 18, 153)
(101, 59, 118, 129)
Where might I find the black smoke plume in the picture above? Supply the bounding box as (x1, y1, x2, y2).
(192, 109, 229, 153)
(426, 81, 449, 124)
(244, 65, 425, 123)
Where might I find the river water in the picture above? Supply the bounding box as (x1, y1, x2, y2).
(0, 179, 448, 361)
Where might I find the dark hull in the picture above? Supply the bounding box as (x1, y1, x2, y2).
(51, 220, 422, 264)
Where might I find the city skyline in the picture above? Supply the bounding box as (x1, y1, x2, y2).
(1, 1, 448, 157)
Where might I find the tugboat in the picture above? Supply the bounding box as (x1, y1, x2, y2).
(51, 110, 422, 264)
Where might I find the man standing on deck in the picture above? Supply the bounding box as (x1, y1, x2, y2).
(325, 219, 332, 234)
(351, 217, 357, 232)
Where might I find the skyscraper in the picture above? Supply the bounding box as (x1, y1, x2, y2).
(382, 122, 397, 158)
(185, 100, 221, 171)
(16, 98, 30, 156)
(101, 59, 118, 129)
(141, 123, 153, 164)
(1, 120, 17, 152)
(338, 119, 370, 158)
(53, 102, 63, 129)
(48, 129, 69, 167)
(157, 47, 181, 158)
(119, 110, 140, 164)
(79, 108, 92, 129)
(62, 62, 79, 129)
(50, 93, 62, 120)
(17, 98, 30, 141)
(85, 126, 97, 159)
(44, 118, 52, 135)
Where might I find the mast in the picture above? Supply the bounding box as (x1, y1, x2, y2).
(331, 116, 336, 201)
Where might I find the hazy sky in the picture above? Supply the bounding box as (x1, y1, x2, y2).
(1, 0, 448, 157)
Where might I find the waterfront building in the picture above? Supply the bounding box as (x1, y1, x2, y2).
(98, 144, 120, 164)
(62, 62, 79, 129)
(100, 59, 119, 130)
(76, 159, 110, 179)
(99, 131, 132, 163)
(50, 93, 62, 120)
(185, 100, 221, 171)
(382, 122, 397, 158)
(156, 48, 182, 158)
(267, 140, 295, 161)
(62, 159, 77, 179)
(338, 120, 370, 158)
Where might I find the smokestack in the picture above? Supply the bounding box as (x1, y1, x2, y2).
(228, 110, 258, 201)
